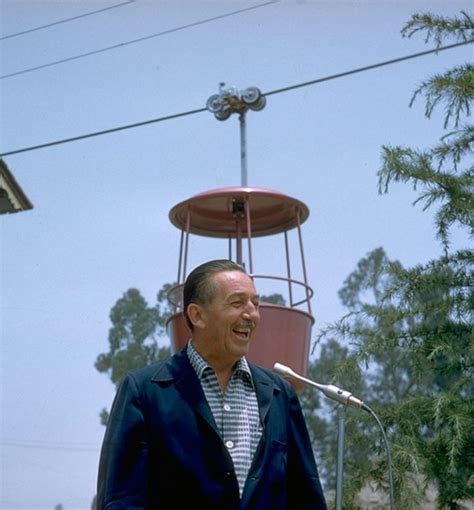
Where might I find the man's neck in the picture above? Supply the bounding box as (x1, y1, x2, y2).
(191, 340, 239, 393)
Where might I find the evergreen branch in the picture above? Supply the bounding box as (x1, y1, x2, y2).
(409, 64, 473, 128)
(387, 249, 473, 280)
(392, 437, 425, 474)
(316, 296, 471, 355)
(436, 125, 474, 170)
(432, 394, 472, 472)
(379, 146, 474, 246)
(379, 146, 436, 193)
(401, 11, 474, 47)
(434, 200, 472, 253)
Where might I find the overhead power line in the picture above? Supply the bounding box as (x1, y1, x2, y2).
(2, 438, 98, 452)
(264, 40, 473, 97)
(0, 0, 135, 41)
(0, 0, 279, 79)
(0, 39, 472, 158)
(0, 107, 208, 156)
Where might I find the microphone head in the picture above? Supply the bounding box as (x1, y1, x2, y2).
(273, 362, 297, 378)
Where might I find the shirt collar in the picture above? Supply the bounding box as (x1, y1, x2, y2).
(187, 340, 254, 384)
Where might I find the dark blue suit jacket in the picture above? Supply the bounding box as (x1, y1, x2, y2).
(97, 347, 327, 509)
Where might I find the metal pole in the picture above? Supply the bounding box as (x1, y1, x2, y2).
(245, 197, 253, 274)
(236, 220, 243, 266)
(296, 209, 312, 315)
(177, 229, 184, 286)
(335, 405, 346, 510)
(284, 231, 294, 307)
(239, 111, 247, 186)
(183, 206, 191, 286)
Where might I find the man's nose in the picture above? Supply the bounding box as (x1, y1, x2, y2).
(242, 301, 259, 320)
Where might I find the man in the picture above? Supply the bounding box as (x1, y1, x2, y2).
(97, 259, 327, 509)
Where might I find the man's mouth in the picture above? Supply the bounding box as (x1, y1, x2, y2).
(232, 323, 256, 339)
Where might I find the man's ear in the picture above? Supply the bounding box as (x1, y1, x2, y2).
(187, 303, 206, 329)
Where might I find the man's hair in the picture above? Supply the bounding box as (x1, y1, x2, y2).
(183, 259, 246, 330)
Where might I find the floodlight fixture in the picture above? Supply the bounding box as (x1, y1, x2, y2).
(205, 83, 267, 186)
(206, 83, 266, 121)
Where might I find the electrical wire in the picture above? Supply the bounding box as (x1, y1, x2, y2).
(2, 438, 98, 452)
(363, 404, 396, 510)
(264, 39, 473, 97)
(0, 39, 471, 158)
(0, 0, 279, 80)
(0, 107, 207, 156)
(0, 0, 135, 41)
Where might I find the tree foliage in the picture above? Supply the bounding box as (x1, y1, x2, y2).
(309, 12, 473, 509)
(95, 284, 173, 424)
(260, 292, 286, 305)
(401, 11, 473, 47)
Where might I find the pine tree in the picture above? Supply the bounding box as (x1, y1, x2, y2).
(311, 11, 473, 508)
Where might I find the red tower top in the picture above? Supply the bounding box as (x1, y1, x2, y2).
(169, 186, 309, 238)
(166, 186, 314, 391)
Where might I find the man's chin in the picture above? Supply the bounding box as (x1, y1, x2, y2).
(230, 339, 251, 358)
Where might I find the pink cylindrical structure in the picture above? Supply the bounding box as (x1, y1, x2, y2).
(167, 186, 314, 391)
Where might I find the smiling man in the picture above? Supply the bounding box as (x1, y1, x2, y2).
(97, 259, 327, 510)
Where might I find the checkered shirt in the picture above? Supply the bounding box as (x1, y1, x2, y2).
(187, 341, 263, 496)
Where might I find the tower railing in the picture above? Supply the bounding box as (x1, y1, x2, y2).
(167, 273, 314, 313)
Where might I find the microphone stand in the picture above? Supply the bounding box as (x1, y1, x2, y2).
(336, 405, 346, 510)
(273, 363, 395, 510)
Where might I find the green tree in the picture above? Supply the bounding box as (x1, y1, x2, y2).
(260, 293, 286, 305)
(306, 248, 408, 505)
(311, 11, 473, 509)
(302, 338, 369, 493)
(95, 284, 173, 424)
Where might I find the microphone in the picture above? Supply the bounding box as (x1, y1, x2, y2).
(274, 363, 395, 509)
(273, 362, 368, 412)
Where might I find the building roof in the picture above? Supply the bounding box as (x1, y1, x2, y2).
(0, 159, 33, 214)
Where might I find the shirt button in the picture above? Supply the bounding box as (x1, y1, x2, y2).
(223, 403, 231, 411)
(225, 440, 234, 449)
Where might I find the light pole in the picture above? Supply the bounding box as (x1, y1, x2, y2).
(206, 83, 266, 187)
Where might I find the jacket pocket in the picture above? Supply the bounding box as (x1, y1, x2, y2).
(268, 440, 287, 484)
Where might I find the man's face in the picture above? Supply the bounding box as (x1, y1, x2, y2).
(196, 270, 260, 366)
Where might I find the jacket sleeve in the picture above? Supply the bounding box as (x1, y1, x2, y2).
(97, 374, 148, 510)
(286, 385, 327, 509)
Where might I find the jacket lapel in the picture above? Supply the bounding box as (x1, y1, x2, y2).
(250, 363, 279, 427)
(151, 347, 220, 436)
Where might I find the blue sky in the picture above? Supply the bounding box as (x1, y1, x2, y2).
(1, 1, 472, 508)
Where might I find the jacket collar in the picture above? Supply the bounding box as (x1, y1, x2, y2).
(151, 346, 218, 433)
(150, 346, 280, 429)
(249, 363, 280, 426)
